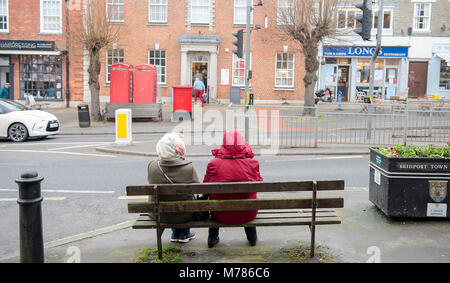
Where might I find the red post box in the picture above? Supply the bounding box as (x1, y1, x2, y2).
(172, 86, 193, 112)
(172, 86, 193, 121)
(133, 64, 157, 103)
(109, 63, 132, 104)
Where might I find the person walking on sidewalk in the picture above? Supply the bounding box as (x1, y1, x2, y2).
(203, 130, 263, 248)
(147, 133, 199, 243)
(193, 77, 205, 105)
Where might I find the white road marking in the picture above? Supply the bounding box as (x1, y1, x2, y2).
(117, 196, 147, 200)
(264, 155, 366, 163)
(0, 189, 115, 194)
(48, 142, 112, 151)
(0, 149, 116, 158)
(0, 197, 66, 202)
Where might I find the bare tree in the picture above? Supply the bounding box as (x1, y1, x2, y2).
(72, 0, 121, 121)
(276, 0, 344, 114)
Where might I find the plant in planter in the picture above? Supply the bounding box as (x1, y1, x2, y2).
(369, 144, 449, 218)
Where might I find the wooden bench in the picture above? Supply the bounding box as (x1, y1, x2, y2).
(104, 103, 163, 121)
(127, 180, 344, 260)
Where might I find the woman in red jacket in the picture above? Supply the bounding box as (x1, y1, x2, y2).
(203, 130, 263, 248)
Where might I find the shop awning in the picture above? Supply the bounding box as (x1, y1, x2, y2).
(437, 53, 450, 65)
(0, 50, 62, 56)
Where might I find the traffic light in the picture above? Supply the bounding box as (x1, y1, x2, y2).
(354, 0, 372, 41)
(232, 29, 244, 59)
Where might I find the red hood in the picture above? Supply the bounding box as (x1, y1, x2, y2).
(211, 130, 255, 159)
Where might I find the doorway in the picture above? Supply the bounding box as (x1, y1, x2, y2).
(192, 62, 208, 89)
(408, 62, 428, 99)
(337, 65, 350, 102)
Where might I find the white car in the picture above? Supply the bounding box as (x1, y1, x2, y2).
(0, 99, 60, 142)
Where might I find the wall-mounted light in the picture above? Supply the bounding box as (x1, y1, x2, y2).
(155, 42, 160, 50)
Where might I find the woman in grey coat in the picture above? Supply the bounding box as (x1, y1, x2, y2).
(147, 133, 199, 243)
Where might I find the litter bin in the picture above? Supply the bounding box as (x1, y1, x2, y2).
(172, 86, 193, 121)
(77, 105, 91, 128)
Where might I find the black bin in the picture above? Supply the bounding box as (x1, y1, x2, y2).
(77, 105, 91, 128)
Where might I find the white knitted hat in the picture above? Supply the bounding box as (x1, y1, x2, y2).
(156, 133, 186, 159)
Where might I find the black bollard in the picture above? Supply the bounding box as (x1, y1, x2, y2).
(16, 170, 45, 263)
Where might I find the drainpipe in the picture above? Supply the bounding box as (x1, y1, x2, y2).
(65, 0, 70, 108)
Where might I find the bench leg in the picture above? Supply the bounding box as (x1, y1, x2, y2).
(156, 227, 164, 260)
(310, 224, 316, 258)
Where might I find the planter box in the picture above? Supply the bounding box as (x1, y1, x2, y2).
(369, 147, 450, 218)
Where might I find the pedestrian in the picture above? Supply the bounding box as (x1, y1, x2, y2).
(0, 83, 10, 100)
(203, 130, 263, 248)
(193, 77, 205, 105)
(147, 133, 198, 243)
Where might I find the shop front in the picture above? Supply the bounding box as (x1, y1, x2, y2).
(0, 39, 64, 102)
(319, 46, 409, 102)
(427, 44, 450, 100)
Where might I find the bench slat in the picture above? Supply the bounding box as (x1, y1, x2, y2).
(128, 197, 344, 213)
(132, 217, 341, 229)
(126, 180, 344, 196)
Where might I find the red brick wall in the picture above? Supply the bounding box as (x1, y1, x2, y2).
(96, 0, 306, 102)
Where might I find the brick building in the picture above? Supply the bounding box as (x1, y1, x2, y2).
(80, 0, 307, 105)
(0, 0, 84, 106)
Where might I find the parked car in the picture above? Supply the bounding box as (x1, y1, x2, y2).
(0, 99, 59, 142)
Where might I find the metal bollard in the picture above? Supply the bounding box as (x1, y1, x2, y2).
(16, 170, 45, 263)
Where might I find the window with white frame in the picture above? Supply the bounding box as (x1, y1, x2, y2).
(413, 3, 431, 31)
(234, 0, 253, 25)
(337, 7, 393, 31)
(232, 52, 251, 86)
(149, 0, 167, 23)
(107, 0, 124, 22)
(106, 49, 124, 83)
(275, 52, 294, 88)
(40, 0, 62, 33)
(277, 0, 295, 25)
(0, 0, 8, 32)
(191, 0, 210, 25)
(148, 50, 167, 84)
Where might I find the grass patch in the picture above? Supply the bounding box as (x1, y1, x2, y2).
(283, 244, 338, 263)
(136, 246, 196, 263)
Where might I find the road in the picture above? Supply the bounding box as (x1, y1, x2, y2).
(0, 134, 368, 257)
(1, 134, 449, 263)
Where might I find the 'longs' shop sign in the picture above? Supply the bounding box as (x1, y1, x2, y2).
(0, 40, 55, 51)
(323, 46, 408, 58)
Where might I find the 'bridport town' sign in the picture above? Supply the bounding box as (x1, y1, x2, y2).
(0, 40, 55, 51)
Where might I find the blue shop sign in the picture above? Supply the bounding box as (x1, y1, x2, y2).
(323, 46, 408, 58)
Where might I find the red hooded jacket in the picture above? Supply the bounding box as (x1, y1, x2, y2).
(203, 131, 263, 225)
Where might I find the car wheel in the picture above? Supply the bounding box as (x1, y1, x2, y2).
(8, 123, 29, 142)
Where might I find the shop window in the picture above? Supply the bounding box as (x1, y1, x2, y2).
(384, 59, 400, 66)
(385, 68, 398, 84)
(149, 0, 167, 23)
(275, 52, 294, 88)
(106, 49, 124, 84)
(0, 0, 8, 32)
(107, 0, 124, 22)
(413, 3, 431, 31)
(440, 60, 450, 91)
(325, 57, 337, 64)
(191, 0, 210, 25)
(40, 0, 62, 33)
(338, 58, 351, 65)
(148, 50, 167, 84)
(19, 56, 63, 100)
(356, 59, 371, 84)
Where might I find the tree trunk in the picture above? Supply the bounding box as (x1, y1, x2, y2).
(88, 49, 102, 121)
(302, 44, 319, 116)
